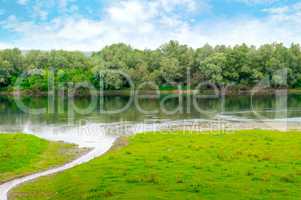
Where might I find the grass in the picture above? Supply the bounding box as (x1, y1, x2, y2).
(0, 133, 88, 184)
(10, 130, 301, 200)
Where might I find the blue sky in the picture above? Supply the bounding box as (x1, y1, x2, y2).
(0, 0, 300, 50)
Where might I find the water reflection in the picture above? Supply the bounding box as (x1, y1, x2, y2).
(0, 94, 300, 126)
(0, 95, 301, 125)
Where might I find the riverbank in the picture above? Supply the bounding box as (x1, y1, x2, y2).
(0, 133, 89, 184)
(0, 88, 299, 97)
(9, 130, 301, 200)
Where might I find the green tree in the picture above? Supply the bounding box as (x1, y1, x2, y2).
(199, 52, 227, 85)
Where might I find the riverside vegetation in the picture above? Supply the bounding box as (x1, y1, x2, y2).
(10, 130, 301, 200)
(1, 41, 301, 92)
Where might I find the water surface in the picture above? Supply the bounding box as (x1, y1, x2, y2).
(0, 94, 300, 145)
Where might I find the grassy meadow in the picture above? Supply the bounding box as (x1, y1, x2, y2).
(0, 133, 87, 184)
(9, 130, 301, 200)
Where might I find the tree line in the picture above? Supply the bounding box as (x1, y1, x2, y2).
(0, 41, 301, 92)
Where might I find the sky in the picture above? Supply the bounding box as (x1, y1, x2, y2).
(0, 0, 300, 51)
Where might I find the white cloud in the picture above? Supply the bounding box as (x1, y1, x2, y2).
(106, 1, 155, 25)
(235, 0, 278, 4)
(157, 0, 204, 12)
(1, 0, 206, 50)
(68, 5, 78, 13)
(29, 0, 78, 20)
(263, 2, 301, 15)
(58, 0, 76, 11)
(32, 1, 49, 20)
(0, 42, 12, 49)
(17, 0, 28, 6)
(1, 0, 301, 50)
(263, 6, 289, 15)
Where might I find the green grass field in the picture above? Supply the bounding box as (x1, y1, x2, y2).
(0, 133, 87, 184)
(10, 130, 301, 200)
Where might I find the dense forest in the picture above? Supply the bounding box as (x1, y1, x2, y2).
(0, 41, 301, 92)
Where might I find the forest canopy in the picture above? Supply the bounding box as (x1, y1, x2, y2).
(0, 41, 301, 91)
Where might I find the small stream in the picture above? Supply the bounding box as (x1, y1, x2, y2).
(0, 147, 113, 200)
(0, 123, 118, 200)
(0, 120, 185, 200)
